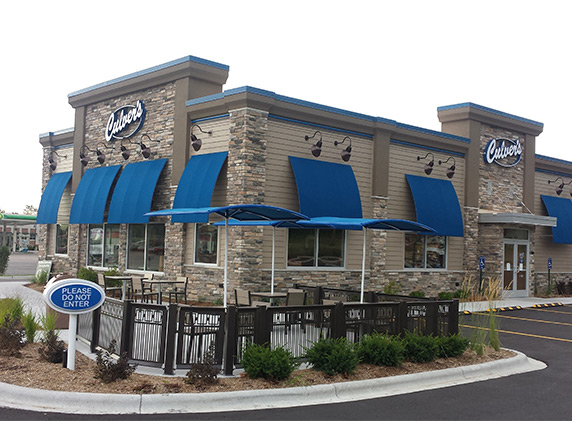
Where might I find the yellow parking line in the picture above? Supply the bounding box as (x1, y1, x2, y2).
(460, 324, 572, 343)
(491, 314, 572, 327)
(528, 308, 572, 315)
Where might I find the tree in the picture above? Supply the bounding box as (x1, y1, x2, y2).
(23, 205, 37, 215)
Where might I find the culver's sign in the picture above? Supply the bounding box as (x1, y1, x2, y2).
(105, 100, 146, 141)
(483, 138, 522, 168)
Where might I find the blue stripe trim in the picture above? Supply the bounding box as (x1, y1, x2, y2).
(39, 128, 74, 138)
(390, 139, 465, 158)
(536, 154, 572, 168)
(191, 114, 230, 124)
(437, 102, 544, 128)
(269, 115, 373, 139)
(535, 168, 572, 179)
(36, 172, 72, 224)
(394, 123, 470, 143)
(68, 56, 229, 98)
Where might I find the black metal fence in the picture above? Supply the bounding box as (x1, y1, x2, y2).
(77, 296, 458, 376)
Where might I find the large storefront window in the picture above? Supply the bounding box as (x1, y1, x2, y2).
(195, 224, 217, 264)
(55, 224, 68, 255)
(127, 224, 165, 272)
(287, 229, 345, 268)
(87, 224, 120, 268)
(404, 234, 446, 269)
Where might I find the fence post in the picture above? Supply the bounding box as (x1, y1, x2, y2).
(397, 302, 408, 336)
(448, 300, 459, 335)
(120, 300, 133, 356)
(426, 303, 438, 336)
(224, 306, 237, 376)
(315, 286, 323, 305)
(163, 304, 178, 375)
(254, 306, 270, 345)
(366, 291, 377, 303)
(90, 307, 101, 353)
(331, 302, 346, 339)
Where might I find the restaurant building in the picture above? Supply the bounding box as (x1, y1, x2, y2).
(37, 55, 572, 302)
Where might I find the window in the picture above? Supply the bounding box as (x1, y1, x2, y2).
(287, 229, 345, 268)
(87, 224, 120, 268)
(404, 234, 446, 269)
(55, 224, 68, 255)
(195, 223, 217, 264)
(127, 224, 165, 272)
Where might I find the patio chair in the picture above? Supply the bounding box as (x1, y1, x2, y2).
(169, 276, 189, 304)
(131, 276, 159, 303)
(100, 273, 122, 299)
(285, 289, 307, 332)
(235, 289, 270, 307)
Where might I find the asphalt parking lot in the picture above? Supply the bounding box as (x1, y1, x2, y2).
(3, 302, 571, 420)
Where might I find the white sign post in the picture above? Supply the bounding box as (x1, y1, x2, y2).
(43, 278, 106, 370)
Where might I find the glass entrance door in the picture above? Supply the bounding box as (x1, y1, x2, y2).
(503, 241, 529, 297)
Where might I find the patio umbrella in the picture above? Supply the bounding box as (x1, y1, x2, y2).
(297, 217, 436, 303)
(145, 205, 308, 307)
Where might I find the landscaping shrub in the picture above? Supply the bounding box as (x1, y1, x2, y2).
(38, 313, 65, 363)
(305, 337, 359, 377)
(0, 297, 24, 325)
(436, 333, 469, 358)
(383, 281, 401, 295)
(241, 342, 297, 381)
(454, 289, 469, 300)
(77, 267, 98, 283)
(31, 270, 48, 285)
(357, 333, 405, 367)
(0, 315, 25, 357)
(22, 311, 38, 343)
(94, 340, 137, 383)
(409, 290, 426, 298)
(185, 343, 219, 386)
(0, 246, 10, 275)
(402, 331, 439, 363)
(438, 291, 454, 300)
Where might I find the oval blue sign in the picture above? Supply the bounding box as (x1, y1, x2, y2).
(483, 138, 522, 168)
(44, 279, 106, 314)
(105, 100, 146, 141)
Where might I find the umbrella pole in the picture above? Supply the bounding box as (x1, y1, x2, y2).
(360, 228, 367, 303)
(224, 218, 228, 308)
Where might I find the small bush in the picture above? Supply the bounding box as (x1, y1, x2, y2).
(305, 337, 359, 377)
(383, 281, 401, 295)
(77, 267, 98, 283)
(454, 289, 469, 300)
(409, 290, 426, 298)
(31, 270, 48, 285)
(357, 333, 405, 367)
(0, 246, 10, 275)
(0, 315, 25, 357)
(0, 297, 24, 325)
(22, 311, 38, 343)
(38, 312, 65, 363)
(241, 343, 297, 381)
(185, 343, 219, 386)
(402, 331, 439, 363)
(94, 340, 137, 383)
(436, 334, 469, 358)
(438, 291, 454, 300)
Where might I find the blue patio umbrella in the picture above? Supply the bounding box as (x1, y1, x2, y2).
(296, 217, 436, 302)
(145, 205, 308, 307)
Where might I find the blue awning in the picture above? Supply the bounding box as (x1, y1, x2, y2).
(172, 151, 228, 223)
(541, 195, 572, 244)
(108, 159, 167, 224)
(289, 156, 362, 218)
(405, 174, 464, 237)
(36, 172, 72, 224)
(146, 204, 308, 222)
(69, 165, 121, 224)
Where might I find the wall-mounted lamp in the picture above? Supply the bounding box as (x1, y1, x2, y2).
(438, 156, 456, 179)
(304, 131, 323, 157)
(139, 134, 160, 159)
(548, 177, 572, 196)
(190, 124, 212, 152)
(79, 143, 111, 166)
(119, 138, 137, 161)
(334, 136, 352, 162)
(47, 150, 67, 171)
(417, 152, 435, 175)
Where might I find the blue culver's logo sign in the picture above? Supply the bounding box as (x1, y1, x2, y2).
(483, 138, 523, 167)
(44, 278, 105, 315)
(105, 100, 146, 141)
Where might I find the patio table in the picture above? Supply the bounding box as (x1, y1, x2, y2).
(250, 291, 287, 306)
(145, 280, 186, 304)
(105, 275, 133, 300)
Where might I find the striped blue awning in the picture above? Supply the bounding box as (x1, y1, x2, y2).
(69, 165, 121, 224)
(36, 172, 72, 224)
(107, 159, 167, 224)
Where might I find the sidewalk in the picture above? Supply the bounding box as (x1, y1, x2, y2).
(0, 280, 553, 414)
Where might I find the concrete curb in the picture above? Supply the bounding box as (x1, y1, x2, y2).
(0, 349, 546, 415)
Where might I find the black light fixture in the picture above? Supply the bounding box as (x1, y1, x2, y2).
(47, 150, 67, 171)
(548, 177, 567, 196)
(79, 143, 111, 166)
(139, 134, 160, 159)
(438, 156, 456, 179)
(190, 124, 212, 152)
(305, 131, 323, 157)
(79, 145, 92, 167)
(119, 138, 136, 161)
(334, 136, 352, 162)
(95, 142, 110, 164)
(417, 152, 435, 175)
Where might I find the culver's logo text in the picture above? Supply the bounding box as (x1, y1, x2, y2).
(105, 100, 146, 141)
(483, 138, 522, 167)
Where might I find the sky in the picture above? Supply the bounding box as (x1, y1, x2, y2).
(1, 1, 570, 214)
